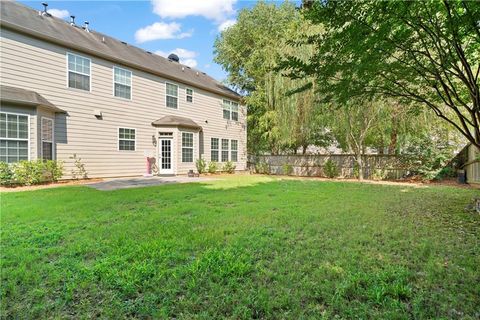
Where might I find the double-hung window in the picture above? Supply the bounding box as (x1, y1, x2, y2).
(41, 118, 54, 160)
(0, 113, 29, 163)
(211, 138, 219, 162)
(223, 99, 239, 121)
(221, 138, 229, 162)
(67, 53, 90, 91)
(230, 139, 238, 162)
(114, 67, 132, 99)
(166, 83, 178, 109)
(182, 132, 193, 162)
(186, 88, 194, 103)
(223, 100, 231, 120)
(118, 128, 135, 151)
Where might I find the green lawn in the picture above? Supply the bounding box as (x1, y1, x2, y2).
(1, 176, 479, 319)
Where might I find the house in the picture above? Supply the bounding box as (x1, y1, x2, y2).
(0, 1, 246, 178)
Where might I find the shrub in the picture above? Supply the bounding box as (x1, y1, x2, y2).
(372, 168, 388, 181)
(324, 159, 339, 178)
(44, 160, 64, 182)
(282, 163, 293, 175)
(70, 154, 88, 179)
(255, 161, 270, 174)
(0, 160, 64, 186)
(12, 160, 44, 185)
(208, 161, 218, 174)
(223, 161, 236, 174)
(196, 158, 207, 174)
(0, 162, 14, 185)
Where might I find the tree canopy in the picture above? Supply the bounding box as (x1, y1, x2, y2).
(283, 0, 480, 148)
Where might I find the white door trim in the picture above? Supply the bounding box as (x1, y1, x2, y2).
(158, 137, 174, 174)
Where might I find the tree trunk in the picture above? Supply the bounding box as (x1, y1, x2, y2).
(356, 154, 364, 181)
(388, 127, 398, 155)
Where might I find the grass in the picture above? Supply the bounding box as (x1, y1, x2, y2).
(1, 175, 479, 319)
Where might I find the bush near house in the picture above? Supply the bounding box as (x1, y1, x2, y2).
(196, 158, 207, 174)
(0, 160, 63, 186)
(208, 161, 218, 174)
(222, 161, 236, 174)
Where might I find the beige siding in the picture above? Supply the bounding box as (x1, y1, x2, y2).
(0, 28, 247, 178)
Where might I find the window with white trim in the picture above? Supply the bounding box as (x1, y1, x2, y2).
(114, 67, 132, 99)
(166, 83, 178, 109)
(182, 132, 193, 162)
(0, 113, 29, 163)
(211, 138, 219, 162)
(230, 139, 238, 162)
(186, 88, 193, 103)
(67, 53, 90, 91)
(221, 138, 229, 162)
(223, 99, 239, 121)
(41, 118, 53, 160)
(118, 128, 135, 151)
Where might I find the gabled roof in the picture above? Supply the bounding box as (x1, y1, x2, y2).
(152, 115, 202, 130)
(0, 85, 66, 113)
(0, 1, 241, 101)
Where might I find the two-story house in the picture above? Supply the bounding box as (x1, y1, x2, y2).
(0, 1, 246, 178)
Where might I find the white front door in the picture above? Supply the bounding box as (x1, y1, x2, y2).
(159, 138, 174, 174)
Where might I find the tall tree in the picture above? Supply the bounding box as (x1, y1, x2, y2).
(284, 0, 480, 148)
(214, 2, 328, 154)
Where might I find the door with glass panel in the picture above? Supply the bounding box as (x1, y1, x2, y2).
(158, 133, 174, 174)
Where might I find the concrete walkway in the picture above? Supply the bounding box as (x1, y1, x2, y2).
(86, 176, 216, 191)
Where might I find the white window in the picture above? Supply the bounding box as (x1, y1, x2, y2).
(114, 67, 132, 99)
(182, 132, 193, 162)
(221, 138, 229, 162)
(231, 102, 239, 121)
(166, 83, 178, 109)
(211, 138, 219, 162)
(223, 99, 239, 121)
(0, 112, 29, 163)
(41, 117, 54, 160)
(223, 100, 231, 120)
(67, 53, 90, 91)
(230, 139, 238, 162)
(186, 88, 194, 103)
(118, 128, 135, 151)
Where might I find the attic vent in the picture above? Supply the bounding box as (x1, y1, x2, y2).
(168, 53, 180, 62)
(147, 51, 152, 54)
(70, 15, 76, 26)
(83, 21, 90, 32)
(121, 41, 127, 45)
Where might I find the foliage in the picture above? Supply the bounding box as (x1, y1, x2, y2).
(70, 154, 88, 180)
(372, 169, 389, 181)
(255, 161, 270, 174)
(323, 159, 339, 178)
(283, 0, 480, 148)
(282, 163, 293, 175)
(0, 160, 64, 186)
(222, 161, 236, 174)
(196, 158, 207, 174)
(2, 176, 479, 318)
(43, 160, 64, 182)
(0, 162, 14, 185)
(207, 161, 218, 174)
(215, 2, 331, 154)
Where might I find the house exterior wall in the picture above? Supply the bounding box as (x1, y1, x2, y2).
(0, 28, 246, 178)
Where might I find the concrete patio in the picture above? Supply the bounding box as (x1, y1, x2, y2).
(86, 176, 217, 191)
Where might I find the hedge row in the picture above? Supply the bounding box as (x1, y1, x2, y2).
(0, 160, 63, 186)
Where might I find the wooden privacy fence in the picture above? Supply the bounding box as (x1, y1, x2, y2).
(464, 144, 480, 185)
(248, 154, 413, 180)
